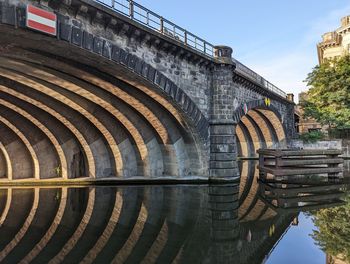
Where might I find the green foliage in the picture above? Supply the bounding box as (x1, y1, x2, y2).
(302, 55, 350, 128)
(311, 195, 350, 262)
(299, 130, 324, 143)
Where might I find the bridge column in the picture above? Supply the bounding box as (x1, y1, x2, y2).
(207, 184, 239, 262)
(209, 46, 239, 182)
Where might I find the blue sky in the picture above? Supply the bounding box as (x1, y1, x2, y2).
(136, 0, 350, 101)
(266, 213, 325, 264)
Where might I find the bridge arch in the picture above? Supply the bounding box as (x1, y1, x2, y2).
(234, 100, 287, 159)
(0, 25, 209, 180)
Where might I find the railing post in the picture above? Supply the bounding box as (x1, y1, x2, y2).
(129, 0, 134, 19)
(160, 16, 164, 33)
(184, 31, 187, 45)
(204, 42, 207, 54)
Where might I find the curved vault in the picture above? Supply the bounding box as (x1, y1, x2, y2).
(235, 108, 286, 159)
(0, 51, 207, 181)
(236, 108, 286, 221)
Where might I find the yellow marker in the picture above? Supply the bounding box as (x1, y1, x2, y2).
(265, 98, 271, 106)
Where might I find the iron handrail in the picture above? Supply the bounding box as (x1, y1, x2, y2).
(233, 59, 287, 98)
(93, 0, 287, 99)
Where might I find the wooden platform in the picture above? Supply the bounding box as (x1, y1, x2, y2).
(258, 148, 344, 179)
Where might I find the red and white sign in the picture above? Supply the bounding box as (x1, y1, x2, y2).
(26, 5, 57, 36)
(243, 103, 248, 114)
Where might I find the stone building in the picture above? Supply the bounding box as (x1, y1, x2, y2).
(317, 15, 350, 64)
(295, 16, 350, 135)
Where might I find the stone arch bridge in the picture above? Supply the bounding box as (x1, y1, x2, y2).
(0, 0, 295, 183)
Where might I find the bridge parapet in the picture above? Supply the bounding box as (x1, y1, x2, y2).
(91, 0, 287, 99)
(93, 0, 215, 57)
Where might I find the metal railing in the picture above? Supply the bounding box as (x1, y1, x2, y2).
(95, 0, 215, 56)
(233, 59, 287, 98)
(93, 0, 287, 99)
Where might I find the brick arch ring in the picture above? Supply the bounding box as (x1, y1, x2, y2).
(57, 23, 209, 140)
(0, 9, 212, 179)
(233, 98, 287, 158)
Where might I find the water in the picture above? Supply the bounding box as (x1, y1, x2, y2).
(0, 161, 349, 263)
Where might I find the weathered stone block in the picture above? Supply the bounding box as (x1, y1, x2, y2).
(209, 185, 239, 194)
(1, 5, 15, 25)
(119, 49, 128, 65)
(93, 37, 103, 55)
(141, 62, 149, 78)
(209, 194, 238, 203)
(210, 153, 236, 161)
(209, 201, 239, 211)
(59, 23, 71, 42)
(210, 135, 236, 144)
(134, 58, 143, 74)
(210, 125, 235, 135)
(127, 54, 137, 70)
(147, 66, 156, 82)
(111, 45, 121, 62)
(210, 160, 237, 169)
(71, 27, 82, 46)
(211, 210, 238, 220)
(83, 31, 93, 50)
(159, 74, 167, 89)
(170, 84, 178, 99)
(164, 79, 172, 93)
(210, 144, 236, 153)
(210, 168, 238, 178)
(102, 40, 112, 59)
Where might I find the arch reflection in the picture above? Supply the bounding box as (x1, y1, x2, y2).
(0, 161, 346, 263)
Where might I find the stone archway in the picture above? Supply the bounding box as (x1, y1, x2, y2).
(235, 104, 287, 158)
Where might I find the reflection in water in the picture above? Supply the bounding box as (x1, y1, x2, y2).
(311, 195, 350, 264)
(259, 181, 346, 212)
(0, 161, 348, 263)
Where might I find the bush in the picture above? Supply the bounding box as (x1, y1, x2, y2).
(299, 131, 325, 143)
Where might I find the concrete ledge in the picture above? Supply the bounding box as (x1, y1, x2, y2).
(0, 175, 240, 187)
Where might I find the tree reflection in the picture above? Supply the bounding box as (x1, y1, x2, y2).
(311, 195, 350, 263)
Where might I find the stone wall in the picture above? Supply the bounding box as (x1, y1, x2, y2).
(290, 140, 342, 150)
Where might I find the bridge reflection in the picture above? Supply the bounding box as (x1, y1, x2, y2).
(0, 161, 347, 263)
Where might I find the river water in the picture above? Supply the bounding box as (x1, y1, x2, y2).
(0, 161, 349, 263)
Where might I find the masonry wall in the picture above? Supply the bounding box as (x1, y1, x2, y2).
(52, 3, 213, 119)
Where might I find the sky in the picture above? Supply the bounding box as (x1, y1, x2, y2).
(135, 0, 350, 101)
(267, 213, 324, 264)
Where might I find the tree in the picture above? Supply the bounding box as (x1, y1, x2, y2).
(311, 195, 350, 262)
(302, 55, 350, 129)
